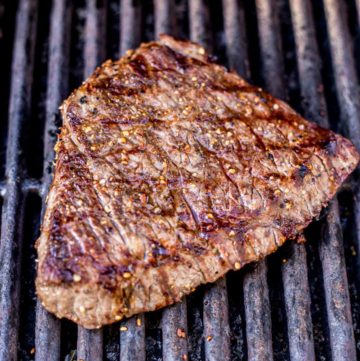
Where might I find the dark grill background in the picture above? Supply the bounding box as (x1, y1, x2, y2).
(0, 0, 360, 360)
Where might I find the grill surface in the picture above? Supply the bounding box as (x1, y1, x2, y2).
(0, 0, 360, 360)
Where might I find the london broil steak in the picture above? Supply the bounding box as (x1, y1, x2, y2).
(36, 35, 360, 329)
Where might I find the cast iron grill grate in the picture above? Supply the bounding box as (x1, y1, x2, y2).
(0, 0, 360, 360)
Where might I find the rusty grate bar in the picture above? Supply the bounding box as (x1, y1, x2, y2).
(0, 0, 38, 359)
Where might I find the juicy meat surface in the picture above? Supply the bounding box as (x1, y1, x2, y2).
(36, 35, 360, 329)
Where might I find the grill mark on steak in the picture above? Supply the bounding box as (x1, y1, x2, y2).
(142, 127, 205, 232)
(35, 35, 360, 328)
(89, 173, 129, 247)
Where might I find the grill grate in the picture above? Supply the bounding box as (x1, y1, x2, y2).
(0, 1, 360, 360)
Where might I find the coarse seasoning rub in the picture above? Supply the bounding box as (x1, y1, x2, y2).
(36, 35, 360, 329)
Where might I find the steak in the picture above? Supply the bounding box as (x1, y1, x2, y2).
(36, 35, 360, 329)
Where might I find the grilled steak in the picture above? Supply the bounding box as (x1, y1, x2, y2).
(36, 35, 360, 329)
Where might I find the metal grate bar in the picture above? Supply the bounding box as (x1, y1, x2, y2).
(255, 0, 284, 99)
(118, 3, 146, 359)
(288, 0, 327, 128)
(289, 1, 357, 360)
(241, 1, 287, 359)
(323, 0, 360, 150)
(243, 262, 273, 361)
(256, 1, 317, 360)
(0, 182, 5, 197)
(282, 242, 315, 361)
(76, 0, 108, 359)
(222, 0, 250, 78)
(255, 2, 322, 360)
(120, 314, 145, 361)
(290, 0, 358, 359)
(222, 1, 276, 359)
(320, 204, 356, 361)
(188, 3, 232, 359)
(162, 301, 188, 361)
(35, 0, 71, 360)
(281, 3, 322, 359)
(0, 0, 38, 359)
(322, 0, 360, 283)
(22, 178, 42, 194)
(357, 0, 360, 22)
(77, 328, 103, 361)
(83, 0, 107, 78)
(154, 2, 189, 360)
(203, 278, 230, 361)
(154, 0, 174, 38)
(188, 0, 211, 51)
(120, 0, 141, 56)
(0, 180, 42, 198)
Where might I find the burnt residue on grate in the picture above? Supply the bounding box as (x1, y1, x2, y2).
(0, 1, 360, 361)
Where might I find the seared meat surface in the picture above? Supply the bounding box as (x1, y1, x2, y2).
(36, 35, 360, 329)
